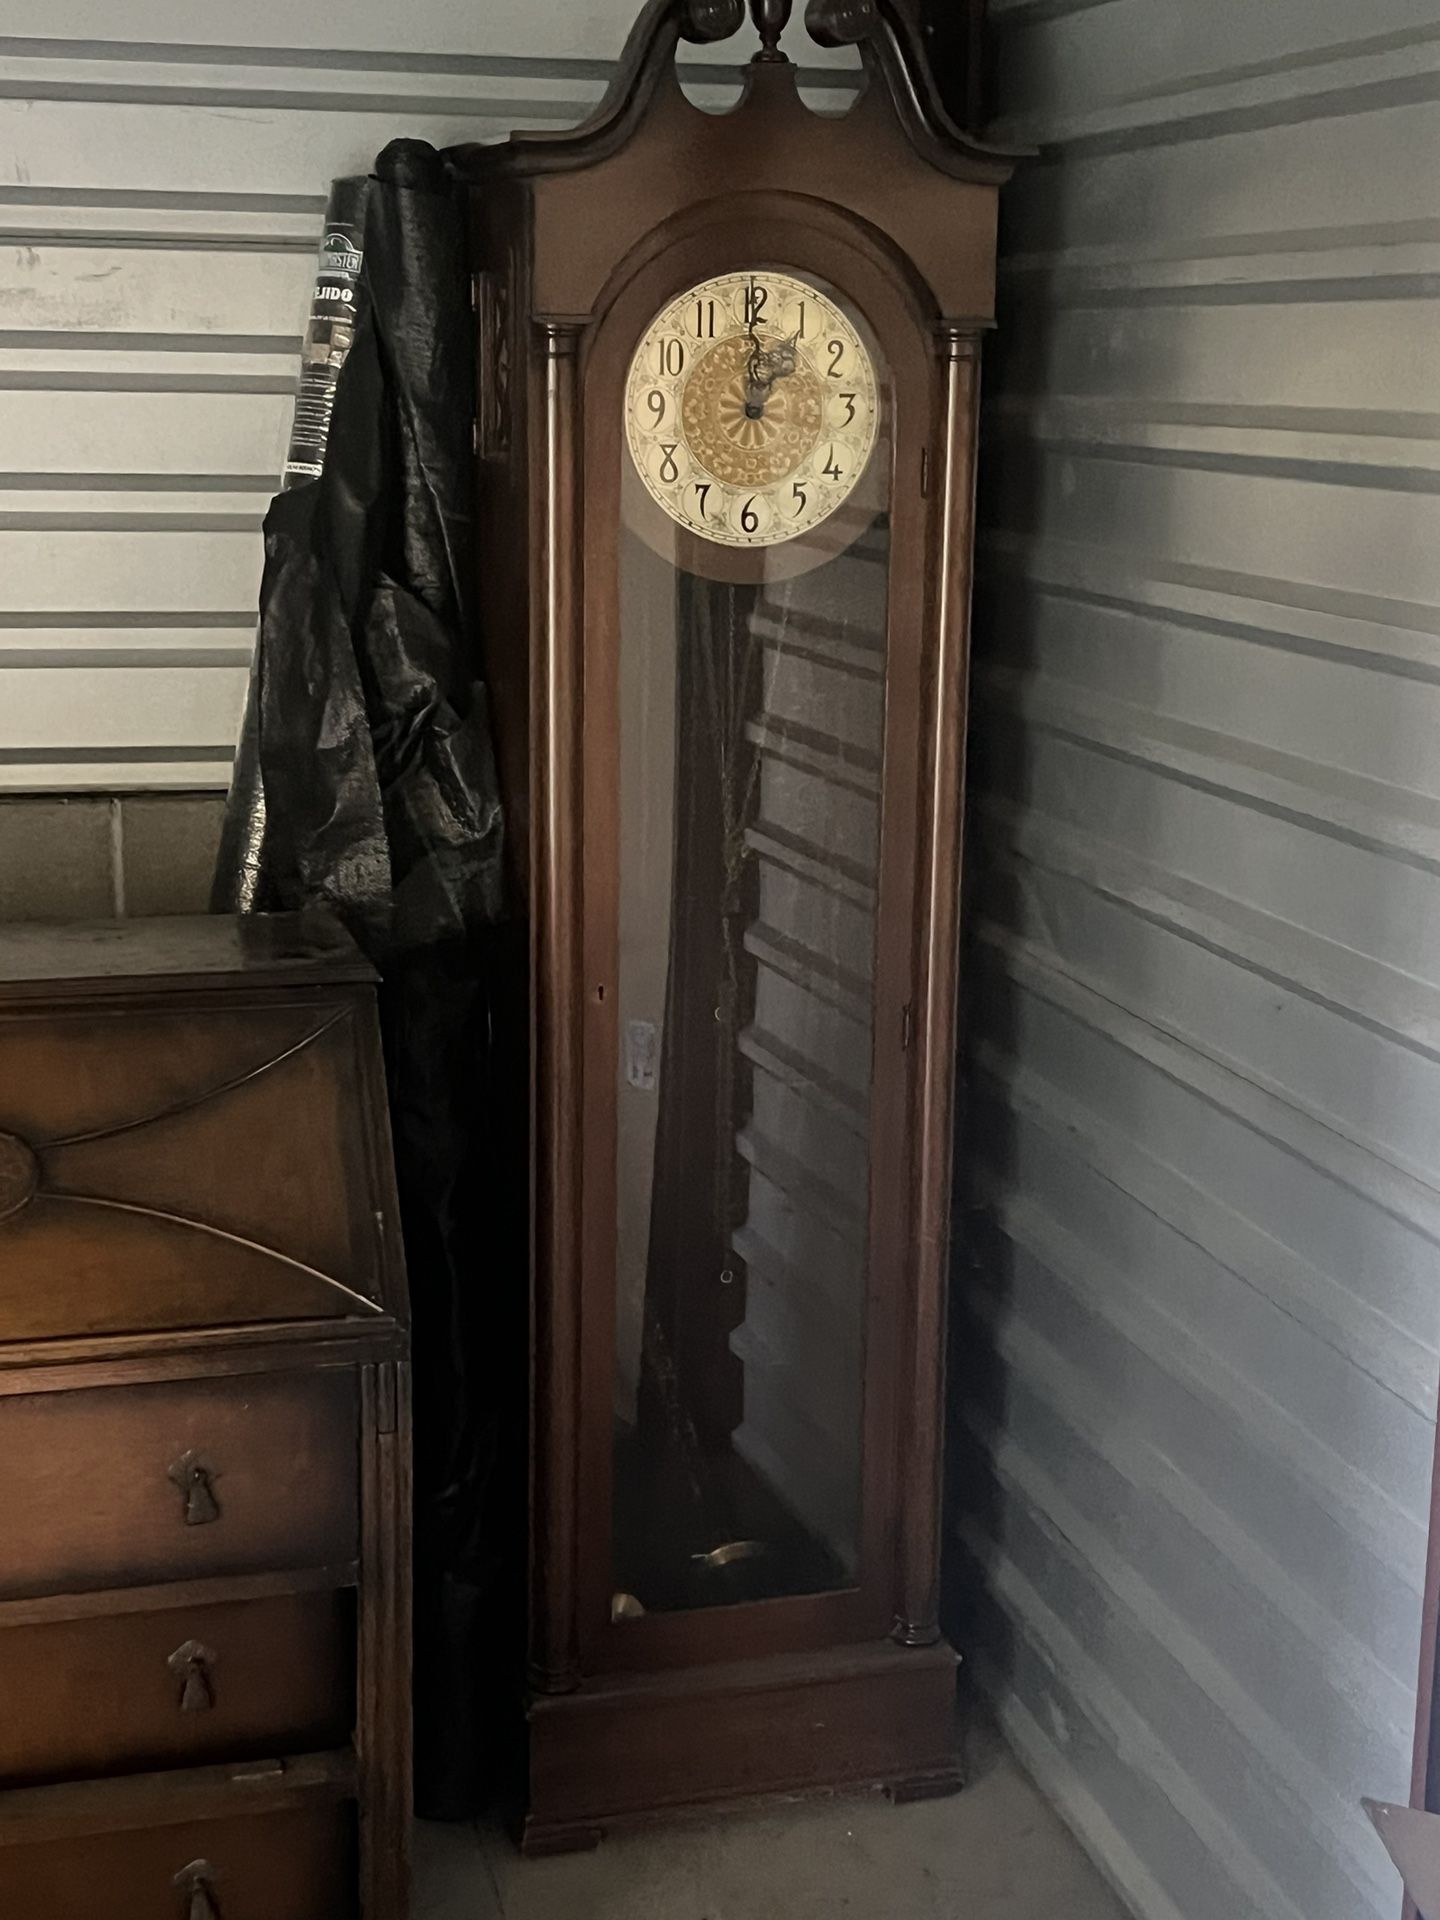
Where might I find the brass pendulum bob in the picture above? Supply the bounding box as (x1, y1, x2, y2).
(692, 1539, 766, 1572)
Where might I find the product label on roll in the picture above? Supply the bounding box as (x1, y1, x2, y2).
(282, 213, 366, 489)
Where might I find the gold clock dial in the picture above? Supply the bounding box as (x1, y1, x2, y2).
(625, 270, 880, 549)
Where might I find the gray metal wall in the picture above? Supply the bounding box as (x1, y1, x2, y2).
(956, 4, 1440, 1918)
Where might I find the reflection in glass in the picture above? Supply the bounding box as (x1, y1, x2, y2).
(612, 306, 890, 1619)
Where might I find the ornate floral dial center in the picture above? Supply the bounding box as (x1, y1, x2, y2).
(625, 268, 880, 549)
(0, 1130, 38, 1222)
(681, 336, 824, 490)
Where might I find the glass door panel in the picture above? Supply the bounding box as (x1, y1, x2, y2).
(611, 270, 891, 1620)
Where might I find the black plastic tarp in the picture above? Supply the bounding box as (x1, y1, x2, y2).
(213, 138, 524, 1819)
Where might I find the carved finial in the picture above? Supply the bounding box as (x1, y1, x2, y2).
(680, 0, 746, 43)
(749, 0, 794, 61)
(805, 0, 877, 47)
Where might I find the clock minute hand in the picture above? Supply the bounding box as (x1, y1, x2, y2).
(743, 329, 801, 421)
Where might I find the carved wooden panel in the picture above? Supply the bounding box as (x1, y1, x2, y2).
(475, 268, 513, 459)
(0, 1003, 388, 1341)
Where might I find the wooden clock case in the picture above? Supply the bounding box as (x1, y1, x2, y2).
(460, 0, 1013, 1852)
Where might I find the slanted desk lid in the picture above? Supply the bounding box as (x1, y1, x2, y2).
(0, 912, 375, 1000)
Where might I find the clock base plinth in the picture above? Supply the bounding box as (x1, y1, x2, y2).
(518, 1637, 961, 1852)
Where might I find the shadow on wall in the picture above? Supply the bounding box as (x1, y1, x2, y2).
(936, 191, 1413, 1766)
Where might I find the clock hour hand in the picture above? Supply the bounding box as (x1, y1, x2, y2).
(744, 320, 769, 420)
(744, 327, 801, 421)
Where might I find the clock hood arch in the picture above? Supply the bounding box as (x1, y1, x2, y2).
(460, 0, 1013, 187)
(457, 1, 1016, 325)
(585, 191, 941, 346)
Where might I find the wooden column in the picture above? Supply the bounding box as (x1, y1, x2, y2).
(530, 321, 586, 1695)
(894, 324, 982, 1649)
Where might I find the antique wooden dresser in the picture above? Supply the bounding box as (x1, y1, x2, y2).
(0, 914, 411, 1920)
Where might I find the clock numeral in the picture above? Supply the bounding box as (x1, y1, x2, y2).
(628, 278, 876, 548)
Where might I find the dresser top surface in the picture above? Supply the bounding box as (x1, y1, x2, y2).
(0, 913, 374, 999)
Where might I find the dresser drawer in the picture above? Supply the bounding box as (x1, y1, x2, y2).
(0, 1589, 353, 1787)
(0, 1371, 358, 1600)
(0, 1803, 355, 1920)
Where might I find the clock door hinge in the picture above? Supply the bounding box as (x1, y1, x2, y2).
(921, 447, 932, 498)
(901, 1002, 915, 1052)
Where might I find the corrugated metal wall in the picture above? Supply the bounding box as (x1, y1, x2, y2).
(956, 4, 1440, 1919)
(0, 4, 851, 791)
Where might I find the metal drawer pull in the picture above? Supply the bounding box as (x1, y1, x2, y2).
(173, 1859, 221, 1920)
(167, 1452, 220, 1526)
(167, 1638, 217, 1713)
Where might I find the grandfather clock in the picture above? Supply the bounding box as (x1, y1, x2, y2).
(464, 0, 1012, 1851)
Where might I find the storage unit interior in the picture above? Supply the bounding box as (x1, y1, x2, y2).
(0, 2, 1433, 1918)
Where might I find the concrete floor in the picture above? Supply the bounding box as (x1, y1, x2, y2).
(414, 1720, 1127, 1920)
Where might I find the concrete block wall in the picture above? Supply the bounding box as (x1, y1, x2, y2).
(0, 793, 224, 919)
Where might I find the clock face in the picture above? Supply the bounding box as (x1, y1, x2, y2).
(624, 270, 880, 549)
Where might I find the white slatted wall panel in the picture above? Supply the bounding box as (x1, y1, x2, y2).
(0, 5, 854, 789)
(959, 4, 1440, 1919)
